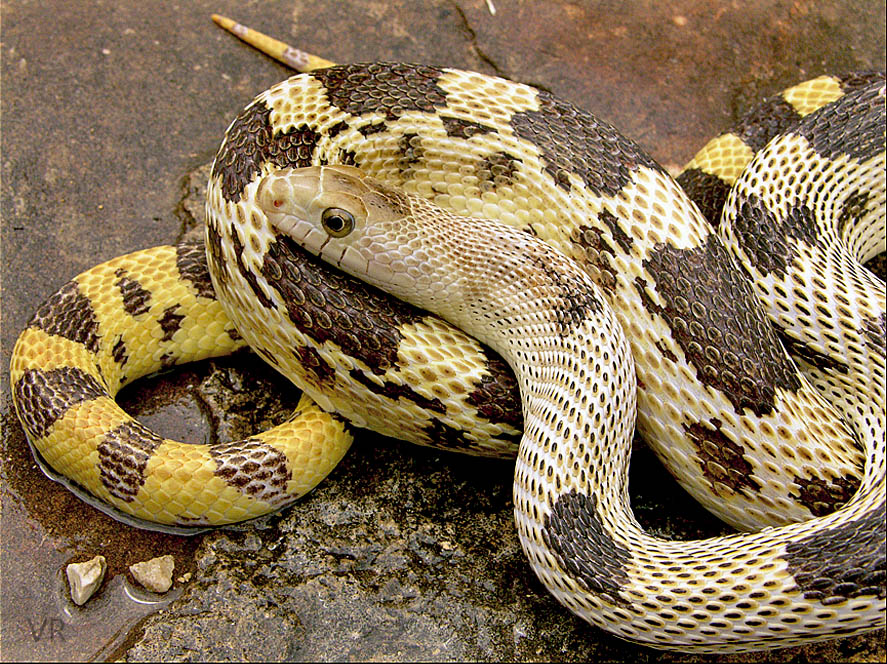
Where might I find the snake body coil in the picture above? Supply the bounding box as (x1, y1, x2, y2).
(10, 63, 885, 651)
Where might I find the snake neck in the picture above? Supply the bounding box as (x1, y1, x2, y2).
(363, 198, 641, 520)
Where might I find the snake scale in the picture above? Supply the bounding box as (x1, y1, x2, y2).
(9, 29, 885, 652)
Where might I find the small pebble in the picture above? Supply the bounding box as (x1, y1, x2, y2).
(129, 555, 175, 593)
(66, 555, 107, 606)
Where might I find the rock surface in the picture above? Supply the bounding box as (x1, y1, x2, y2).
(2, 1, 884, 662)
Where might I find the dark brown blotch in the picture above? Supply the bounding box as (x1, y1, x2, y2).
(205, 221, 229, 290)
(28, 280, 101, 355)
(519, 246, 602, 338)
(292, 345, 336, 383)
(795, 78, 886, 162)
(683, 418, 762, 496)
(311, 62, 448, 122)
(774, 327, 849, 375)
(676, 167, 732, 227)
(349, 368, 445, 414)
(422, 417, 475, 451)
(159, 351, 177, 370)
(465, 356, 522, 432)
(785, 501, 885, 603)
(112, 336, 128, 366)
(356, 121, 387, 138)
(211, 99, 322, 203)
(734, 95, 803, 153)
(14, 367, 108, 440)
(639, 235, 801, 416)
(340, 149, 358, 166)
(836, 189, 873, 240)
(97, 421, 165, 501)
(398, 132, 424, 172)
(729, 193, 818, 279)
(838, 71, 887, 93)
(176, 241, 216, 300)
(261, 235, 425, 375)
(543, 490, 634, 609)
(326, 120, 350, 140)
(571, 224, 617, 293)
(231, 226, 275, 310)
(861, 312, 885, 360)
(209, 439, 292, 507)
(570, 210, 635, 297)
(510, 89, 662, 196)
(114, 268, 151, 318)
(477, 152, 521, 192)
(157, 305, 185, 342)
(441, 116, 494, 140)
(793, 474, 861, 517)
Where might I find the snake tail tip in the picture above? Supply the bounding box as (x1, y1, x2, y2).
(210, 13, 334, 72)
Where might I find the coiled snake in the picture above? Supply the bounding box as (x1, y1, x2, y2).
(9, 36, 885, 652)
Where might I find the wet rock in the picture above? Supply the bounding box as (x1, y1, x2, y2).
(130, 555, 175, 593)
(66, 555, 107, 606)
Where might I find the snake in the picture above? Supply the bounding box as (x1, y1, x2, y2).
(9, 31, 885, 651)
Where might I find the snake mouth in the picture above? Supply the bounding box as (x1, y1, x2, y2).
(259, 199, 366, 276)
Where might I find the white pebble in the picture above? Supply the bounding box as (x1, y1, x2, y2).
(129, 555, 175, 593)
(66, 555, 107, 606)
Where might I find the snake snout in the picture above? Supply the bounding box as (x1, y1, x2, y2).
(255, 167, 330, 251)
(256, 167, 319, 218)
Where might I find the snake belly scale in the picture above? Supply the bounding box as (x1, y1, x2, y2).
(10, 61, 885, 651)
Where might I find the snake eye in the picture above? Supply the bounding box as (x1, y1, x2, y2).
(321, 208, 355, 238)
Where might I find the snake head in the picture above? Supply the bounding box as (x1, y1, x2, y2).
(256, 165, 432, 296)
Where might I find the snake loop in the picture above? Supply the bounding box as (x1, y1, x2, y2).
(10, 60, 885, 651)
